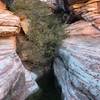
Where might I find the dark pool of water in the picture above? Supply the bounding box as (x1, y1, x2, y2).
(26, 70, 61, 100)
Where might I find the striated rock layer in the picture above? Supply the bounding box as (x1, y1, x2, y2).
(54, 36, 100, 100)
(70, 0, 100, 30)
(54, 0, 100, 100)
(0, 9, 39, 100)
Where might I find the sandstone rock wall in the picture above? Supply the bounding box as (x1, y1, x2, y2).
(54, 0, 100, 100)
(0, 4, 39, 100)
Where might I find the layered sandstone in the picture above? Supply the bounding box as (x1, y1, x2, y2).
(70, 0, 100, 30)
(54, 0, 100, 100)
(0, 4, 39, 100)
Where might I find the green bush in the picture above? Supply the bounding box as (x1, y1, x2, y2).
(11, 0, 65, 67)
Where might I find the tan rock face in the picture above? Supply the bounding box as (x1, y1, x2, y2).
(70, 0, 100, 30)
(0, 10, 21, 37)
(20, 16, 30, 34)
(0, 1, 6, 9)
(65, 20, 100, 36)
(68, 0, 89, 5)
